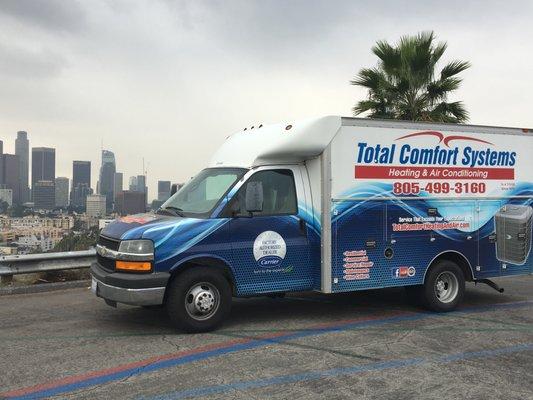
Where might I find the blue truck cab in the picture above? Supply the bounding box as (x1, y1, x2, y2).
(91, 116, 533, 332)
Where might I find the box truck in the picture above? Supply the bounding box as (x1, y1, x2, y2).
(90, 116, 533, 332)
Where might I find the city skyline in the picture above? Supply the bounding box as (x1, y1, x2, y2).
(0, 129, 176, 211)
(1, 131, 168, 202)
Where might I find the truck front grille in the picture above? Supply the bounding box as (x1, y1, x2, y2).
(98, 234, 120, 251)
(97, 254, 115, 272)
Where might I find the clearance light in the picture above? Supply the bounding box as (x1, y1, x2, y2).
(116, 261, 152, 272)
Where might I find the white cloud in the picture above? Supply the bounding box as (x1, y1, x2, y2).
(0, 0, 531, 199)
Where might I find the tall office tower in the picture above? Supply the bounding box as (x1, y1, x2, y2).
(0, 140, 3, 154)
(136, 175, 147, 193)
(33, 180, 55, 210)
(157, 180, 171, 201)
(55, 177, 69, 208)
(71, 161, 91, 208)
(114, 172, 123, 201)
(136, 175, 147, 207)
(98, 150, 115, 212)
(0, 154, 21, 204)
(31, 147, 55, 200)
(115, 191, 146, 216)
(15, 131, 29, 203)
(129, 176, 138, 192)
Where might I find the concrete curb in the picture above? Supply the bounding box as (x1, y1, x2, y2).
(0, 280, 91, 296)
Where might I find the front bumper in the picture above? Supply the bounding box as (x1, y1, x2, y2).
(90, 262, 170, 306)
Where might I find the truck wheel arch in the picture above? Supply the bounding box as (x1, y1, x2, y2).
(423, 251, 474, 283)
(165, 256, 236, 299)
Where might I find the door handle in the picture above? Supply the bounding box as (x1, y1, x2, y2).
(299, 218, 307, 236)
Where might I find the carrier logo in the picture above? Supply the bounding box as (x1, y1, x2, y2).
(253, 231, 287, 267)
(396, 131, 494, 147)
(392, 266, 416, 278)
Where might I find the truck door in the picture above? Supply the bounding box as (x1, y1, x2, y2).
(225, 166, 313, 294)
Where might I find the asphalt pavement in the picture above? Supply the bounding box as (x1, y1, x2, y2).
(1, 276, 532, 400)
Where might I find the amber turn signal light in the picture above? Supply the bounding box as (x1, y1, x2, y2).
(115, 261, 152, 272)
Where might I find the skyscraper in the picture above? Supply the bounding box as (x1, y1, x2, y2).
(114, 172, 123, 201)
(0, 154, 20, 204)
(158, 180, 171, 201)
(136, 175, 147, 194)
(129, 176, 138, 191)
(71, 161, 91, 209)
(33, 180, 55, 210)
(73, 160, 91, 188)
(15, 131, 29, 203)
(32, 147, 55, 201)
(115, 191, 146, 216)
(55, 177, 69, 208)
(99, 150, 116, 211)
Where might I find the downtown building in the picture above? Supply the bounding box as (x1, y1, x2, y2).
(0, 152, 20, 205)
(115, 191, 146, 216)
(158, 180, 171, 201)
(55, 177, 69, 208)
(114, 172, 123, 203)
(86, 194, 107, 218)
(98, 150, 115, 212)
(32, 147, 55, 210)
(71, 161, 92, 211)
(33, 180, 55, 210)
(15, 131, 30, 204)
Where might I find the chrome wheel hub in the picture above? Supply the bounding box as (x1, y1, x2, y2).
(185, 283, 220, 321)
(434, 272, 459, 304)
(196, 291, 215, 312)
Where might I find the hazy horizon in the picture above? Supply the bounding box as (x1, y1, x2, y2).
(1, 0, 532, 199)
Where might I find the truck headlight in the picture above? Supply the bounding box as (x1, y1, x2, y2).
(116, 240, 154, 272)
(118, 239, 154, 256)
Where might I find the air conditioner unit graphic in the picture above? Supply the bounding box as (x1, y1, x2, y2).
(494, 204, 532, 265)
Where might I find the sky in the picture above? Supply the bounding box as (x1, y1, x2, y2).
(0, 0, 532, 200)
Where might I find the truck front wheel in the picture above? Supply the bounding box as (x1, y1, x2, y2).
(166, 267, 232, 333)
(421, 260, 465, 312)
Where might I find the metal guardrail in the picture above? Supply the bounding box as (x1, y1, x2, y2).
(0, 249, 96, 278)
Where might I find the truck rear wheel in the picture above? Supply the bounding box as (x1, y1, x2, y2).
(421, 260, 465, 312)
(166, 267, 232, 333)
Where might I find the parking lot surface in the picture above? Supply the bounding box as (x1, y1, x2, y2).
(1, 276, 532, 399)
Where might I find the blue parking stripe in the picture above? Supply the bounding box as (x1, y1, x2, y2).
(144, 343, 533, 400)
(5, 300, 532, 399)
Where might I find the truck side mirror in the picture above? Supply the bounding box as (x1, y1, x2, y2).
(245, 181, 263, 213)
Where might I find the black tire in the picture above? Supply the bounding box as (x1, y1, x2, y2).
(166, 267, 232, 333)
(421, 260, 465, 312)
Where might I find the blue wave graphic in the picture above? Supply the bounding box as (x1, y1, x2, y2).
(333, 182, 533, 241)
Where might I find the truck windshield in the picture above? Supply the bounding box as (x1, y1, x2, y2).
(160, 168, 247, 217)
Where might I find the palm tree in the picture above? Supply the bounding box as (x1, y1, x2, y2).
(351, 31, 470, 123)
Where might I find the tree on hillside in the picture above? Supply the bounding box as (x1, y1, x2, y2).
(351, 31, 470, 123)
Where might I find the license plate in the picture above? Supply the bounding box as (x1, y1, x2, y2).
(91, 278, 97, 294)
